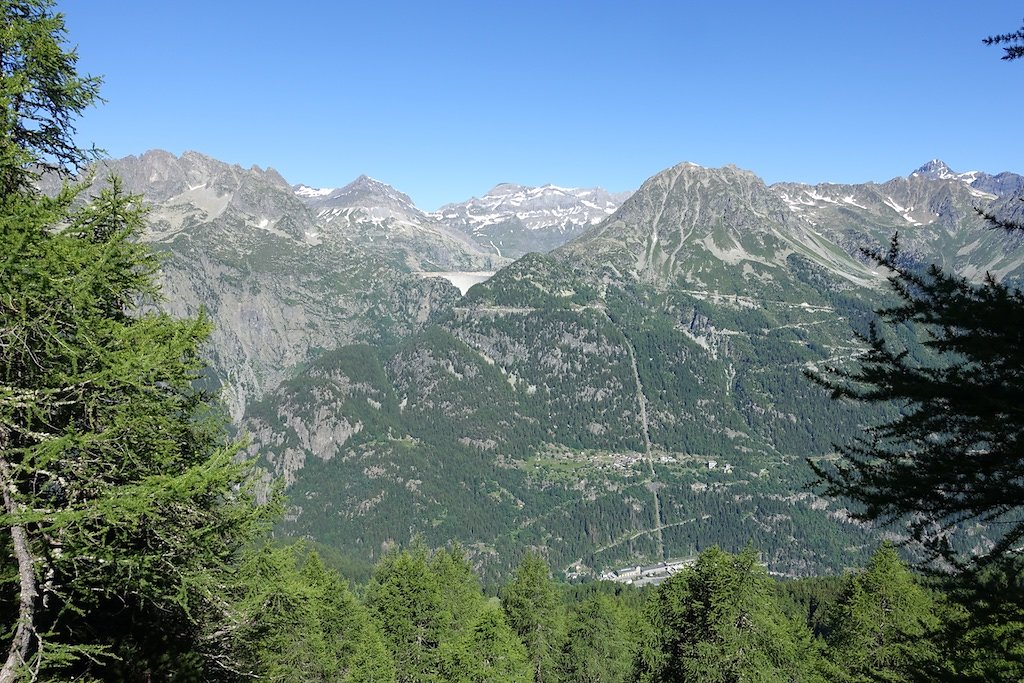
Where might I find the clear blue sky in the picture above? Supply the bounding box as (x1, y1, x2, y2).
(58, 1, 1024, 211)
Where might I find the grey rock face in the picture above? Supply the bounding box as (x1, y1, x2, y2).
(772, 161, 1024, 281)
(562, 160, 1024, 288)
(293, 175, 507, 273)
(561, 162, 871, 288)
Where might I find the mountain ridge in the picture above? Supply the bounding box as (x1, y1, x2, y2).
(231, 155, 1024, 579)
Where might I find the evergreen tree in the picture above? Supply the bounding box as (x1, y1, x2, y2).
(939, 561, 1024, 683)
(558, 592, 633, 683)
(440, 605, 531, 683)
(229, 544, 334, 682)
(501, 552, 563, 683)
(0, 2, 270, 678)
(983, 20, 1024, 60)
(634, 547, 825, 683)
(1, 176, 271, 681)
(807, 235, 1024, 566)
(824, 543, 942, 682)
(228, 544, 395, 683)
(366, 545, 449, 683)
(300, 551, 396, 683)
(0, 0, 101, 193)
(430, 544, 486, 641)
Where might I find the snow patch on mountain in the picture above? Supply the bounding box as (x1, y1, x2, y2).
(912, 160, 983, 183)
(294, 184, 336, 198)
(433, 183, 630, 235)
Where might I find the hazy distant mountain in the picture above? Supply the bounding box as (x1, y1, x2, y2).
(562, 162, 878, 287)
(432, 183, 632, 258)
(296, 175, 421, 215)
(912, 159, 1024, 197)
(291, 175, 505, 273)
(565, 160, 1024, 285)
(772, 161, 1024, 281)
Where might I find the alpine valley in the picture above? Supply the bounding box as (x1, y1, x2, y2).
(85, 151, 1024, 581)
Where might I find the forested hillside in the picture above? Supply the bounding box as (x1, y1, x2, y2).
(253, 161, 1024, 580)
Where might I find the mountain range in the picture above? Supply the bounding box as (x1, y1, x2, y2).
(78, 151, 1024, 579)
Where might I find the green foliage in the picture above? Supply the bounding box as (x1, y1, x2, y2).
(228, 544, 394, 683)
(824, 543, 942, 682)
(558, 592, 634, 683)
(0, 176, 273, 679)
(501, 552, 564, 683)
(776, 574, 847, 638)
(808, 236, 1024, 565)
(0, 0, 102, 193)
(440, 605, 531, 683)
(366, 544, 449, 683)
(634, 547, 826, 683)
(983, 21, 1024, 60)
(431, 544, 488, 640)
(0, 4, 272, 677)
(937, 560, 1024, 682)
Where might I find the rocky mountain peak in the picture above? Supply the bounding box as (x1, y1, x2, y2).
(484, 182, 527, 196)
(296, 174, 422, 219)
(913, 159, 954, 177)
(564, 161, 879, 286)
(908, 162, 1024, 209)
(255, 165, 290, 190)
(431, 181, 630, 258)
(911, 159, 980, 184)
(611, 161, 782, 227)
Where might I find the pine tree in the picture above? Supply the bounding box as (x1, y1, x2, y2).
(366, 545, 449, 683)
(430, 544, 487, 641)
(228, 545, 395, 682)
(558, 593, 633, 683)
(301, 551, 396, 683)
(501, 552, 563, 683)
(440, 605, 531, 683)
(931, 559, 1024, 682)
(229, 544, 333, 682)
(0, 0, 101, 194)
(807, 235, 1024, 566)
(0, 177, 273, 681)
(0, 2, 270, 678)
(983, 20, 1024, 60)
(634, 547, 825, 683)
(824, 543, 942, 682)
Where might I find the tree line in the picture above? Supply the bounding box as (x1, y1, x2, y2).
(183, 540, 1024, 682)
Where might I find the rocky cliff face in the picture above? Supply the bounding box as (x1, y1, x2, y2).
(562, 163, 865, 286)
(564, 160, 1024, 287)
(773, 162, 1024, 281)
(295, 174, 506, 272)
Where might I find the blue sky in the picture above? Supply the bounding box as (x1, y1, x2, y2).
(59, 1, 1024, 210)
